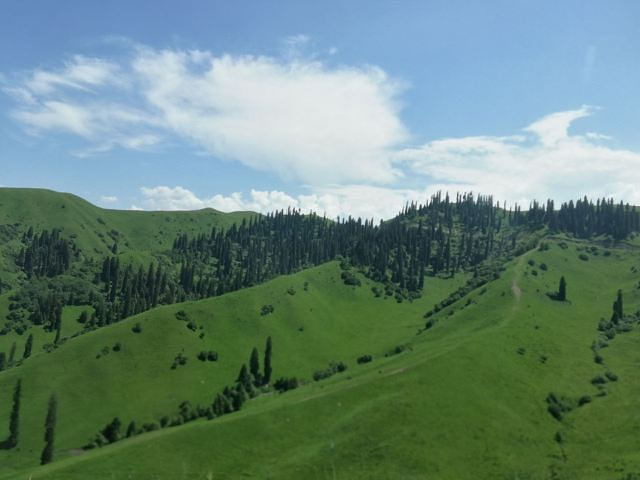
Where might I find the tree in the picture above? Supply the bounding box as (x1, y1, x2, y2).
(611, 289, 624, 323)
(263, 336, 272, 385)
(236, 364, 251, 390)
(249, 347, 261, 385)
(101, 417, 122, 444)
(558, 276, 567, 301)
(0, 352, 6, 372)
(53, 305, 62, 345)
(126, 421, 137, 438)
(40, 394, 57, 465)
(23, 334, 34, 359)
(6, 380, 21, 448)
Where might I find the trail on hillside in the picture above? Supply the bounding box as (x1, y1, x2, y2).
(511, 278, 521, 302)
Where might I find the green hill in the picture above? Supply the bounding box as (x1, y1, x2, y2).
(0, 189, 639, 479)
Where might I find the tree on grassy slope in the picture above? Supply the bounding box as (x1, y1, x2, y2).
(40, 394, 58, 465)
(558, 276, 567, 301)
(249, 347, 261, 385)
(263, 336, 272, 385)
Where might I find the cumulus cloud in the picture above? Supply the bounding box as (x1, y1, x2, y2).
(399, 105, 640, 205)
(5, 43, 407, 184)
(137, 185, 429, 220)
(100, 195, 118, 203)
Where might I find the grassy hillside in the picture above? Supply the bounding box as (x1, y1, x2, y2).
(0, 261, 468, 477)
(0, 237, 638, 479)
(0, 188, 251, 279)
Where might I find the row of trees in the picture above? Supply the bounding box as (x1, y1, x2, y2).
(1, 380, 57, 465)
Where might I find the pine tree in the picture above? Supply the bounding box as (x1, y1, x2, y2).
(8, 342, 16, 365)
(558, 276, 567, 301)
(236, 364, 251, 390)
(23, 334, 33, 359)
(126, 421, 137, 438)
(0, 352, 6, 372)
(249, 347, 261, 385)
(40, 394, 57, 465)
(611, 289, 624, 324)
(53, 306, 62, 345)
(6, 379, 21, 448)
(263, 336, 272, 385)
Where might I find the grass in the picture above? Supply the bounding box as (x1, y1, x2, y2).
(1, 190, 640, 478)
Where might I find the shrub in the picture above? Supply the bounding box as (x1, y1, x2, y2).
(527, 259, 535, 266)
(260, 304, 275, 316)
(605, 371, 618, 382)
(591, 375, 607, 385)
(341, 271, 361, 286)
(273, 377, 299, 392)
(312, 361, 347, 381)
(175, 310, 189, 322)
(112, 342, 121, 352)
(357, 354, 373, 364)
(578, 395, 592, 406)
(286, 287, 296, 296)
(131, 323, 142, 333)
(578, 253, 589, 261)
(539, 263, 548, 271)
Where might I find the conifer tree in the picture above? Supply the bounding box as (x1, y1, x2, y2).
(40, 394, 57, 465)
(558, 276, 567, 301)
(249, 347, 261, 385)
(0, 352, 6, 372)
(126, 421, 137, 438)
(263, 336, 273, 385)
(6, 379, 21, 448)
(23, 334, 33, 359)
(611, 289, 624, 323)
(237, 364, 251, 390)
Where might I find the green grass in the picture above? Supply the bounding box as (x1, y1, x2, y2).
(0, 188, 251, 273)
(1, 190, 640, 478)
(0, 261, 468, 478)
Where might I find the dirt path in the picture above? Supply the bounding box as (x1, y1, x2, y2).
(511, 278, 522, 302)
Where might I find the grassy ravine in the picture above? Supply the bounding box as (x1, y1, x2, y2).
(0, 236, 638, 478)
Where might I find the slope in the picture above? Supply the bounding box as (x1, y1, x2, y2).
(5, 236, 640, 479)
(0, 261, 468, 477)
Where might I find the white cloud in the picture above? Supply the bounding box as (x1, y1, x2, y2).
(137, 185, 429, 220)
(100, 195, 118, 203)
(399, 106, 640, 205)
(6, 43, 407, 184)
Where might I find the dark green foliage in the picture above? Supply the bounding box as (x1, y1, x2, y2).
(578, 253, 589, 261)
(197, 350, 218, 362)
(175, 310, 189, 322)
(260, 304, 275, 316)
(605, 371, 618, 382)
(77, 310, 88, 324)
(527, 259, 535, 266)
(341, 270, 361, 286)
(18, 229, 73, 278)
(558, 276, 567, 301)
(40, 394, 57, 465)
(249, 347, 261, 385)
(539, 263, 548, 271)
(171, 353, 187, 369)
(112, 342, 122, 352)
(131, 323, 142, 333)
(591, 375, 607, 385)
(357, 354, 373, 364)
(23, 334, 33, 359)
(236, 364, 252, 390)
(273, 377, 299, 392)
(312, 361, 347, 381)
(126, 421, 136, 438)
(611, 289, 623, 324)
(0, 352, 6, 371)
(263, 336, 272, 385)
(286, 287, 296, 295)
(546, 393, 574, 421)
(578, 395, 592, 406)
(4, 380, 21, 449)
(100, 417, 122, 444)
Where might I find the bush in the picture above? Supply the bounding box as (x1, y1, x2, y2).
(578, 395, 592, 406)
(171, 352, 187, 369)
(605, 371, 618, 382)
(286, 287, 296, 296)
(591, 375, 607, 385)
(341, 271, 361, 286)
(539, 263, 548, 271)
(131, 323, 142, 333)
(260, 304, 275, 316)
(312, 361, 348, 381)
(175, 310, 189, 322)
(273, 377, 299, 392)
(112, 342, 121, 352)
(357, 354, 373, 364)
(527, 259, 535, 266)
(578, 253, 589, 261)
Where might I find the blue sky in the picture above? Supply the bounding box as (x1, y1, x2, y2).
(2, 0, 640, 219)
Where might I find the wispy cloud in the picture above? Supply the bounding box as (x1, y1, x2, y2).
(4, 43, 407, 184)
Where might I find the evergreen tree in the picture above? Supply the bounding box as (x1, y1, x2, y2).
(263, 336, 273, 385)
(6, 379, 21, 448)
(53, 307, 62, 345)
(23, 334, 33, 359)
(612, 289, 624, 324)
(8, 342, 16, 365)
(558, 276, 567, 301)
(236, 364, 252, 390)
(40, 394, 57, 465)
(0, 352, 6, 372)
(249, 347, 261, 385)
(126, 421, 137, 438)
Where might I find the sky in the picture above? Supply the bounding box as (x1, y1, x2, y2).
(2, 0, 640, 219)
